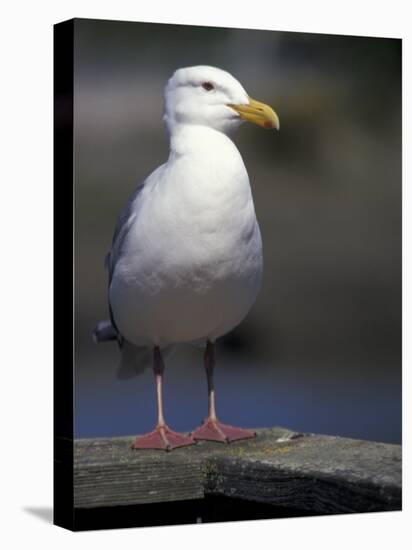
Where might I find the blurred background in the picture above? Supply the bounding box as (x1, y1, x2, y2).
(74, 19, 401, 443)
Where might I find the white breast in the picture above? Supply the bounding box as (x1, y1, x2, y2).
(109, 126, 263, 347)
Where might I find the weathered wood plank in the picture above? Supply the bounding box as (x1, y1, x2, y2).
(73, 427, 401, 513)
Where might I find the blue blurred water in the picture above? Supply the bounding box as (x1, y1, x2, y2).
(75, 346, 401, 444)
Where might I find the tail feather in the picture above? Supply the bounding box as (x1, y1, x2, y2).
(117, 342, 175, 379)
(92, 320, 118, 343)
(117, 342, 152, 379)
(93, 319, 175, 379)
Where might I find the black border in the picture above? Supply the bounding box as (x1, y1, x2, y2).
(53, 18, 75, 531)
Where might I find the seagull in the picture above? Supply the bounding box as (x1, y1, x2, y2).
(93, 66, 279, 451)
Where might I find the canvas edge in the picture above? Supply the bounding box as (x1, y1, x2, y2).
(53, 18, 75, 532)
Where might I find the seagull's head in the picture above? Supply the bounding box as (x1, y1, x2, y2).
(164, 65, 279, 136)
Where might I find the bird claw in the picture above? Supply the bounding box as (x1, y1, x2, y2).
(191, 418, 256, 443)
(132, 424, 195, 451)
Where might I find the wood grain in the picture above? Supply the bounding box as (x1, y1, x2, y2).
(72, 427, 401, 513)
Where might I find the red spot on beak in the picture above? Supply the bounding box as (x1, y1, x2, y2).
(264, 121, 274, 129)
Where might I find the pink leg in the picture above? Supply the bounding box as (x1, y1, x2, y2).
(191, 341, 256, 443)
(132, 347, 195, 451)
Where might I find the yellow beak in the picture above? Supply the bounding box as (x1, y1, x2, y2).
(228, 97, 280, 130)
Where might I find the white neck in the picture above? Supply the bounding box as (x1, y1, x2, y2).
(164, 124, 252, 219)
(168, 124, 239, 160)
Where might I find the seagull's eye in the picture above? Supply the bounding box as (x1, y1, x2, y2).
(202, 82, 214, 92)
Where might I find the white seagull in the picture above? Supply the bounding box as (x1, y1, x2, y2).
(94, 66, 279, 451)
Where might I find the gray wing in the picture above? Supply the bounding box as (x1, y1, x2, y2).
(105, 183, 144, 285)
(104, 183, 145, 338)
(103, 163, 165, 340)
